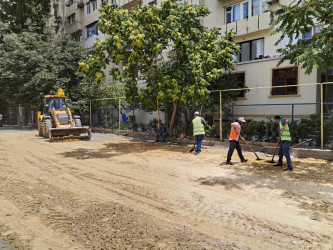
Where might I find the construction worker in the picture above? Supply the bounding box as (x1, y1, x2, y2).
(274, 115, 293, 171)
(226, 117, 248, 165)
(192, 111, 207, 155)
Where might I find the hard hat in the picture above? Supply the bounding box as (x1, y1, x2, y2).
(238, 117, 246, 123)
(194, 111, 199, 115)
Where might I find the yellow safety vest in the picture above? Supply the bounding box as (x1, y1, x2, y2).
(279, 121, 291, 141)
(192, 116, 205, 136)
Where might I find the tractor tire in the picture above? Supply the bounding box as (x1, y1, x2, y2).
(74, 118, 82, 127)
(38, 120, 43, 136)
(43, 119, 52, 138)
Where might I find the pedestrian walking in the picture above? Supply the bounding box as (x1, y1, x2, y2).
(273, 115, 293, 171)
(192, 111, 207, 155)
(226, 117, 248, 165)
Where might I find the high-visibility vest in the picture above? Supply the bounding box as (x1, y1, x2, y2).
(229, 122, 241, 141)
(279, 121, 291, 141)
(192, 116, 205, 136)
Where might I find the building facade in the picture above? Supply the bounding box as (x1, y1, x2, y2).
(50, 0, 332, 126)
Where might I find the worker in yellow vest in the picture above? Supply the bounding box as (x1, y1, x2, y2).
(192, 111, 207, 155)
(274, 115, 293, 171)
(226, 117, 248, 165)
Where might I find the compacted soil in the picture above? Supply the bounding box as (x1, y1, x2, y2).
(0, 126, 332, 249)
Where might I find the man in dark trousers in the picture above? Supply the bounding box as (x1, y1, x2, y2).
(274, 115, 293, 171)
(192, 111, 207, 155)
(226, 117, 248, 165)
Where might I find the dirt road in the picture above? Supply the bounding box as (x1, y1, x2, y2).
(0, 126, 332, 249)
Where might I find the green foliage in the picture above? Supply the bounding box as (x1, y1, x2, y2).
(0, 0, 51, 35)
(0, 31, 88, 113)
(80, 0, 239, 131)
(242, 120, 266, 141)
(271, 0, 333, 74)
(205, 124, 219, 138)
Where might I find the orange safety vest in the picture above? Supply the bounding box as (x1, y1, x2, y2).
(229, 122, 241, 141)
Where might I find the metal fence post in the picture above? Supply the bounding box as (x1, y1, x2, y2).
(232, 105, 234, 123)
(219, 91, 222, 141)
(321, 83, 324, 149)
(291, 104, 294, 140)
(118, 97, 121, 132)
(89, 100, 92, 128)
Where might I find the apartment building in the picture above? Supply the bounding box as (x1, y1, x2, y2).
(51, 0, 140, 51)
(51, 0, 332, 124)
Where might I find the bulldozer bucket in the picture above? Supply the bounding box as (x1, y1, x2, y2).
(47, 126, 91, 141)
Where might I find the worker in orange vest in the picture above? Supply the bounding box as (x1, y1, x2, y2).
(226, 117, 248, 165)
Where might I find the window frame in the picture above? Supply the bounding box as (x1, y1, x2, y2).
(86, 2, 91, 15)
(271, 66, 299, 96)
(86, 21, 99, 38)
(229, 72, 247, 98)
(225, 0, 251, 24)
(92, 0, 98, 11)
(237, 38, 264, 63)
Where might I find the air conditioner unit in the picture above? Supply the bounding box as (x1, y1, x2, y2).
(267, 0, 279, 4)
(65, 1, 71, 7)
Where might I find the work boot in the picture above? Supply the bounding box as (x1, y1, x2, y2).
(283, 167, 293, 172)
(241, 159, 248, 163)
(273, 164, 282, 167)
(194, 151, 200, 155)
(226, 161, 234, 165)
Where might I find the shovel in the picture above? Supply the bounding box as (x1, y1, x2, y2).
(189, 138, 196, 152)
(267, 135, 281, 163)
(290, 138, 313, 149)
(241, 137, 263, 160)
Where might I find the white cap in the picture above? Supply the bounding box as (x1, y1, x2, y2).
(238, 117, 246, 123)
(194, 111, 200, 115)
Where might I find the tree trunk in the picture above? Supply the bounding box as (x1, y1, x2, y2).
(168, 102, 178, 137)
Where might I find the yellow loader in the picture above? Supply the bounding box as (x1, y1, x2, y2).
(37, 89, 91, 140)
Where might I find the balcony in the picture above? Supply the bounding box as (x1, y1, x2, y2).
(119, 0, 140, 9)
(77, 0, 84, 7)
(221, 11, 272, 36)
(65, 21, 82, 35)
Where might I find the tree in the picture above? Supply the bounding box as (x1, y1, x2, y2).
(271, 0, 333, 75)
(80, 0, 239, 134)
(0, 30, 88, 113)
(0, 0, 51, 35)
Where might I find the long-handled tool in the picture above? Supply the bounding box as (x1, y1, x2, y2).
(267, 134, 281, 163)
(189, 138, 196, 152)
(290, 138, 313, 149)
(240, 137, 263, 160)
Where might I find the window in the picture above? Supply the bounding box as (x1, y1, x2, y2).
(111, 0, 117, 4)
(302, 25, 324, 42)
(92, 0, 97, 11)
(149, 0, 157, 5)
(67, 13, 76, 25)
(225, 1, 250, 24)
(225, 0, 268, 24)
(272, 67, 298, 96)
(86, 22, 98, 38)
(229, 73, 246, 98)
(73, 35, 82, 42)
(86, 3, 90, 15)
(237, 38, 264, 62)
(252, 0, 268, 16)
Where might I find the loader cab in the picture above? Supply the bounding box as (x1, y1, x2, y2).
(45, 97, 67, 114)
